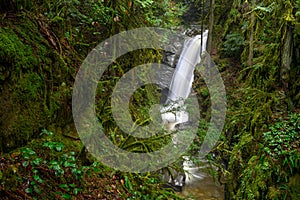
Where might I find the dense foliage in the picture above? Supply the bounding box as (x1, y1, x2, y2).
(0, 0, 299, 199)
(0, 0, 187, 152)
(213, 0, 300, 199)
(0, 0, 187, 199)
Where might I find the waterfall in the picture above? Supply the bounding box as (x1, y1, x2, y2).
(160, 30, 209, 190)
(161, 30, 208, 130)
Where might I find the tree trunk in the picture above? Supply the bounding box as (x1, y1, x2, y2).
(248, 0, 256, 66)
(281, 24, 294, 110)
(207, 0, 215, 54)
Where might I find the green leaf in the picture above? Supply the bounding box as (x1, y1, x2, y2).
(55, 144, 64, 152)
(33, 175, 43, 183)
(50, 160, 58, 165)
(21, 148, 36, 159)
(63, 161, 69, 167)
(64, 32, 70, 39)
(62, 193, 72, 199)
(22, 161, 29, 167)
(61, 185, 71, 192)
(92, 162, 99, 167)
(283, 158, 288, 166)
(59, 184, 69, 189)
(32, 158, 43, 166)
(43, 141, 53, 149)
(40, 129, 53, 136)
(73, 188, 81, 195)
(68, 156, 76, 162)
(25, 187, 32, 193)
(30, 181, 37, 186)
(124, 176, 133, 191)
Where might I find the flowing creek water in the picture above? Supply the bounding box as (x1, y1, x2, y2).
(161, 25, 225, 199)
(180, 174, 224, 200)
(180, 159, 224, 199)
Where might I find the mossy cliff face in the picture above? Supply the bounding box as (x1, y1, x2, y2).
(0, 0, 186, 154)
(0, 17, 75, 153)
(0, 1, 189, 199)
(212, 0, 300, 199)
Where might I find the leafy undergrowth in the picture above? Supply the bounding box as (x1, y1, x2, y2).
(0, 130, 182, 200)
(231, 112, 300, 200)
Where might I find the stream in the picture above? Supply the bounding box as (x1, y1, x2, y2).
(180, 159, 224, 199)
(161, 24, 225, 199)
(180, 174, 224, 200)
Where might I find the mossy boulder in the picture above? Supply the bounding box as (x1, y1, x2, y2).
(0, 17, 74, 153)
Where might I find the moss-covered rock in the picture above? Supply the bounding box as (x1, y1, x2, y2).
(0, 17, 74, 153)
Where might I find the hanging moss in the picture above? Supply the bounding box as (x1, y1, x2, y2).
(213, 0, 300, 199)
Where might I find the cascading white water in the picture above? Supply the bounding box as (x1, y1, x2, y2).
(161, 30, 224, 199)
(167, 30, 208, 101)
(160, 30, 209, 190)
(161, 30, 208, 130)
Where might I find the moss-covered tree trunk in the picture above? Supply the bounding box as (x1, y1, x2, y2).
(281, 23, 294, 110)
(207, 0, 214, 54)
(247, 0, 256, 67)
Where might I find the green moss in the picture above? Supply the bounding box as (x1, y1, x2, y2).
(216, 1, 300, 198)
(227, 113, 300, 200)
(0, 24, 43, 74)
(0, 17, 74, 153)
(288, 173, 300, 199)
